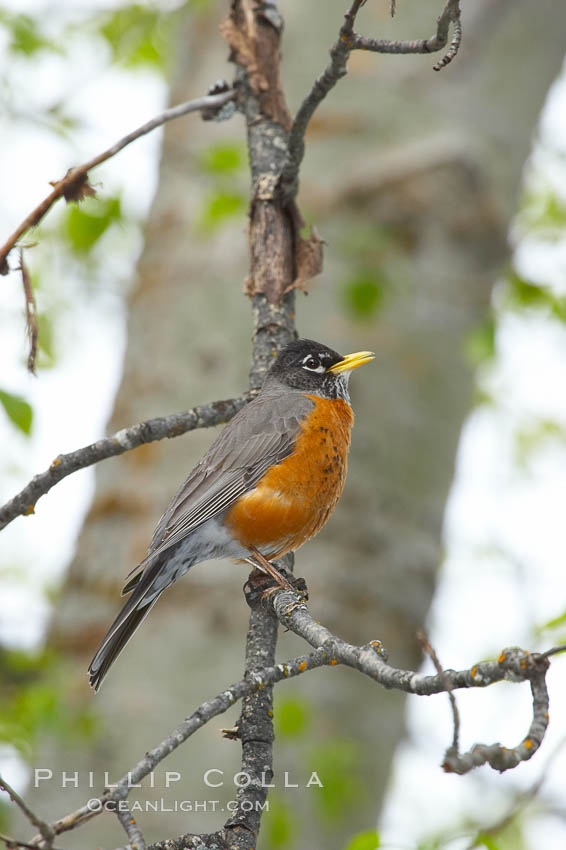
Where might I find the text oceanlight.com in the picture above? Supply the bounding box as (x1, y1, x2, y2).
(86, 799, 270, 814)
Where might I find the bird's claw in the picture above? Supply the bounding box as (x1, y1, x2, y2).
(243, 569, 308, 609)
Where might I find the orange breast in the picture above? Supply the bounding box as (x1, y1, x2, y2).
(225, 395, 354, 558)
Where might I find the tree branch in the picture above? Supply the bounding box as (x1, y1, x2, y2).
(268, 589, 551, 775)
(279, 0, 462, 201)
(0, 833, 63, 850)
(352, 0, 461, 57)
(115, 801, 147, 850)
(23, 603, 557, 849)
(418, 630, 461, 754)
(0, 778, 54, 849)
(222, 562, 289, 848)
(0, 89, 236, 275)
(18, 249, 38, 375)
(0, 395, 250, 531)
(27, 647, 326, 847)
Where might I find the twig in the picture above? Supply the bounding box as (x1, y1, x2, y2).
(0, 89, 236, 275)
(28, 648, 326, 845)
(417, 630, 460, 753)
(268, 590, 552, 775)
(352, 0, 461, 56)
(279, 0, 365, 200)
(115, 801, 146, 850)
(0, 778, 54, 848)
(0, 833, 63, 850)
(24, 614, 561, 846)
(433, 5, 463, 71)
(18, 249, 38, 374)
(542, 643, 566, 658)
(279, 0, 462, 200)
(0, 394, 250, 531)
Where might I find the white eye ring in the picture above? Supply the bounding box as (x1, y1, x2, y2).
(302, 355, 326, 374)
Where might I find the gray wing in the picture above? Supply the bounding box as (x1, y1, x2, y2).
(130, 390, 314, 574)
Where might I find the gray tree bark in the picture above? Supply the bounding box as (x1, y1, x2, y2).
(20, 1, 566, 848)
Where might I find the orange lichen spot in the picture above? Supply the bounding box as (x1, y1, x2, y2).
(520, 658, 527, 668)
(298, 660, 307, 672)
(498, 652, 506, 663)
(50, 456, 62, 468)
(24, 504, 35, 515)
(471, 665, 478, 679)
(329, 659, 338, 666)
(524, 739, 533, 749)
(267, 709, 273, 718)
(545, 712, 550, 720)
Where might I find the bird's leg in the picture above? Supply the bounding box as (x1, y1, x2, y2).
(248, 546, 296, 592)
(243, 549, 308, 609)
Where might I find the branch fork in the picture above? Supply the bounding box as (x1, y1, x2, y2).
(13, 592, 558, 850)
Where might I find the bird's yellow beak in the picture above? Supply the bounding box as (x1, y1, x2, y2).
(327, 350, 375, 373)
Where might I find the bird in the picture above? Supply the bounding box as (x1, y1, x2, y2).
(88, 338, 374, 690)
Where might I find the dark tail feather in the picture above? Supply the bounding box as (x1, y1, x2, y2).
(122, 570, 143, 595)
(88, 561, 163, 691)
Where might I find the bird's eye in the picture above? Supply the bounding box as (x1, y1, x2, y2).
(302, 354, 326, 374)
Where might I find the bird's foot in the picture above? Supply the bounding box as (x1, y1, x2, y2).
(243, 568, 308, 609)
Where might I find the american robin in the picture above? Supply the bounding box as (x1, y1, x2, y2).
(88, 339, 374, 690)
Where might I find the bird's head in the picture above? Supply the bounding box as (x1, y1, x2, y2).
(265, 338, 374, 400)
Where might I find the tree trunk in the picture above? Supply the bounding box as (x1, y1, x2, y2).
(22, 1, 566, 848)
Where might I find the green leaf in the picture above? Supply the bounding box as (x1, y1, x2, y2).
(0, 647, 98, 757)
(65, 197, 122, 254)
(507, 270, 549, 309)
(521, 189, 566, 234)
(537, 610, 566, 633)
(0, 390, 33, 435)
(475, 838, 499, 850)
(198, 143, 245, 175)
(465, 315, 496, 364)
(342, 270, 386, 320)
(505, 269, 566, 320)
(37, 313, 55, 363)
(308, 738, 366, 822)
(0, 12, 59, 56)
(473, 387, 495, 407)
(98, 5, 171, 69)
(515, 419, 566, 467)
(199, 191, 245, 231)
(343, 831, 380, 850)
(262, 797, 296, 849)
(275, 696, 311, 738)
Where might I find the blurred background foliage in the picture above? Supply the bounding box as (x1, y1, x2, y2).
(2, 0, 565, 429)
(0, 647, 97, 759)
